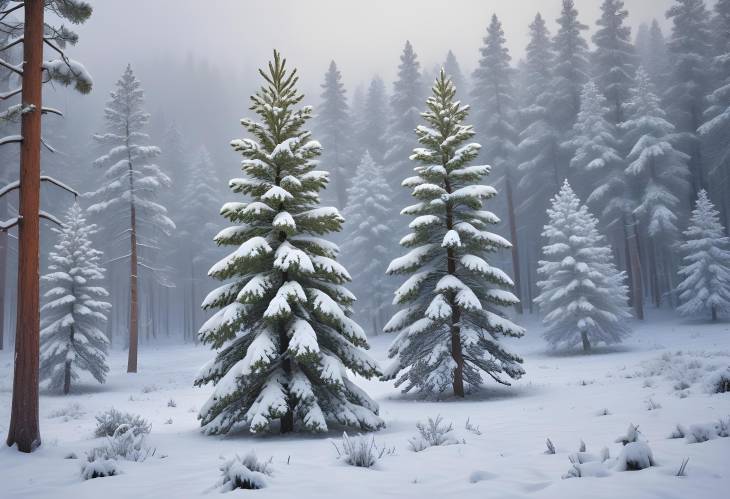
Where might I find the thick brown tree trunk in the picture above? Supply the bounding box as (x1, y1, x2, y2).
(7, 0, 44, 453)
(505, 176, 523, 314)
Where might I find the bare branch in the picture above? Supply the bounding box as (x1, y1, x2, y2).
(0, 215, 21, 231)
(0, 3, 24, 22)
(39, 210, 64, 227)
(0, 87, 21, 100)
(40, 136, 55, 153)
(41, 106, 63, 117)
(0, 35, 22, 52)
(0, 56, 22, 75)
(0, 134, 21, 145)
(40, 175, 78, 197)
(0, 179, 19, 198)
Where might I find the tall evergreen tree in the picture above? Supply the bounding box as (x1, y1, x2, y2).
(677, 190, 730, 321)
(536, 182, 631, 352)
(316, 60, 351, 209)
(383, 71, 524, 397)
(471, 14, 523, 313)
(341, 152, 394, 336)
(699, 0, 730, 232)
(622, 67, 691, 240)
(384, 41, 423, 194)
(87, 65, 175, 373)
(566, 81, 645, 318)
(666, 0, 713, 194)
(550, 0, 590, 137)
(635, 20, 670, 92)
(40, 204, 110, 394)
(517, 13, 560, 225)
(356, 76, 389, 164)
(443, 50, 468, 98)
(592, 0, 636, 125)
(195, 51, 383, 435)
(180, 146, 222, 340)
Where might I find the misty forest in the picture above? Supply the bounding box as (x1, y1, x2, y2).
(0, 0, 729, 498)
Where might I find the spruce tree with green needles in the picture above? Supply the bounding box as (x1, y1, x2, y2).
(383, 70, 525, 398)
(195, 51, 384, 435)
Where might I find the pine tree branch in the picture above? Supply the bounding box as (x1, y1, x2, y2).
(0, 215, 20, 231)
(40, 210, 64, 228)
(40, 175, 78, 197)
(0, 3, 24, 22)
(0, 35, 22, 52)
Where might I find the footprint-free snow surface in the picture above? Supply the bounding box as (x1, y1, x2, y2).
(1, 312, 729, 498)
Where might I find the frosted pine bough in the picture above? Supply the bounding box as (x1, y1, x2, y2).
(40, 204, 111, 394)
(383, 70, 525, 397)
(195, 51, 384, 435)
(535, 182, 631, 352)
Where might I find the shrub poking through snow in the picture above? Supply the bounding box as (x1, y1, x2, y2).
(217, 453, 272, 491)
(669, 424, 687, 439)
(685, 417, 730, 443)
(579, 439, 586, 452)
(48, 403, 85, 421)
(464, 418, 482, 435)
(332, 432, 384, 468)
(615, 441, 655, 471)
(645, 398, 662, 411)
(676, 457, 690, 477)
(545, 438, 556, 454)
(94, 408, 151, 438)
(167, 399, 177, 408)
(706, 368, 730, 394)
(80, 455, 119, 480)
(408, 415, 460, 452)
(615, 423, 642, 446)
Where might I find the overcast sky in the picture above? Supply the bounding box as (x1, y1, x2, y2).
(73, 0, 679, 97)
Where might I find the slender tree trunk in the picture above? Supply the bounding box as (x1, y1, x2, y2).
(624, 216, 644, 320)
(505, 176, 523, 314)
(581, 330, 591, 352)
(648, 239, 660, 308)
(279, 262, 294, 433)
(0, 228, 6, 350)
(63, 361, 71, 395)
(444, 176, 464, 397)
(190, 258, 197, 342)
(7, 1, 44, 453)
(127, 181, 139, 372)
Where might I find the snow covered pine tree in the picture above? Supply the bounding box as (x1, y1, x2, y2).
(677, 190, 730, 321)
(536, 181, 632, 352)
(40, 204, 110, 394)
(341, 151, 394, 336)
(195, 51, 384, 435)
(383, 70, 525, 398)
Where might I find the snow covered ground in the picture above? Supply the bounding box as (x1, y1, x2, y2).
(1, 312, 729, 498)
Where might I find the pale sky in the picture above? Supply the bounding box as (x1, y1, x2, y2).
(75, 0, 679, 95)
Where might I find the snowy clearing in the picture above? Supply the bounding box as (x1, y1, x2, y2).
(1, 312, 728, 498)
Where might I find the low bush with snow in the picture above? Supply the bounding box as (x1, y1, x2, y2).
(408, 415, 460, 452)
(80, 450, 120, 480)
(94, 408, 151, 438)
(705, 368, 730, 394)
(217, 453, 272, 491)
(685, 417, 729, 443)
(332, 432, 390, 468)
(89, 425, 154, 462)
(615, 441, 655, 471)
(48, 403, 85, 422)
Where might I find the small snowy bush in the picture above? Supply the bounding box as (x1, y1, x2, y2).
(562, 461, 611, 479)
(706, 368, 730, 394)
(217, 453, 272, 491)
(81, 456, 119, 480)
(49, 403, 85, 421)
(408, 416, 460, 452)
(167, 398, 177, 408)
(686, 423, 717, 443)
(332, 432, 383, 468)
(89, 425, 154, 462)
(94, 408, 151, 437)
(645, 398, 662, 411)
(615, 441, 655, 471)
(615, 423, 642, 446)
(669, 424, 687, 439)
(545, 438, 556, 454)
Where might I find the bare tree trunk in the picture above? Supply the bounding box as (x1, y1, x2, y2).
(505, 176, 523, 314)
(127, 177, 139, 373)
(0, 228, 6, 350)
(63, 361, 71, 395)
(624, 216, 644, 320)
(444, 176, 464, 397)
(7, 0, 44, 453)
(190, 259, 197, 342)
(581, 330, 591, 352)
